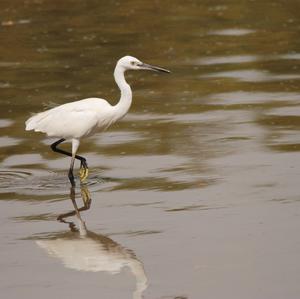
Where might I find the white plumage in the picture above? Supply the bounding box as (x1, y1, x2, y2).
(26, 98, 114, 138)
(25, 56, 170, 186)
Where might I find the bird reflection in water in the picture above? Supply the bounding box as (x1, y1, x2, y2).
(36, 185, 148, 299)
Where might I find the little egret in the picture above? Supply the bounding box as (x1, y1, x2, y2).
(25, 56, 170, 186)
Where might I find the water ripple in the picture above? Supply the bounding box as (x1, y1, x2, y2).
(201, 69, 300, 82)
(208, 28, 255, 36)
(0, 168, 113, 200)
(0, 169, 32, 185)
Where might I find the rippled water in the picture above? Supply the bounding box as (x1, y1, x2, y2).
(1, 1, 300, 298)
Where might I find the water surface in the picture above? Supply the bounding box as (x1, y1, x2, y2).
(1, 1, 300, 298)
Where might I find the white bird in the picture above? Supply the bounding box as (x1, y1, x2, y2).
(25, 56, 170, 186)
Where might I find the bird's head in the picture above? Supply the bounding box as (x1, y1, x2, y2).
(117, 55, 170, 73)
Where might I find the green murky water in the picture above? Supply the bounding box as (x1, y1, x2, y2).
(1, 1, 300, 298)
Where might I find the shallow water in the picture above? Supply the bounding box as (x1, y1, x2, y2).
(1, 0, 300, 298)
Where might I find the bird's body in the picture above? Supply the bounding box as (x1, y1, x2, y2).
(26, 97, 118, 139)
(25, 55, 169, 186)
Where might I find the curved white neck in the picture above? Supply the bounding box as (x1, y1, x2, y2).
(113, 65, 132, 120)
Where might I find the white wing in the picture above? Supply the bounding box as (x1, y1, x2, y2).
(26, 98, 113, 139)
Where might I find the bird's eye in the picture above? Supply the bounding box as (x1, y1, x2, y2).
(130, 61, 136, 66)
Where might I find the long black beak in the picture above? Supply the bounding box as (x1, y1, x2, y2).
(140, 63, 170, 73)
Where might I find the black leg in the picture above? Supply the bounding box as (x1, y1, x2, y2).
(50, 138, 89, 186)
(68, 165, 76, 187)
(50, 138, 88, 167)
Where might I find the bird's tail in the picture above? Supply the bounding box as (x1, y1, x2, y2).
(25, 111, 49, 131)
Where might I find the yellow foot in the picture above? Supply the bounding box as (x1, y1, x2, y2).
(79, 166, 89, 182)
